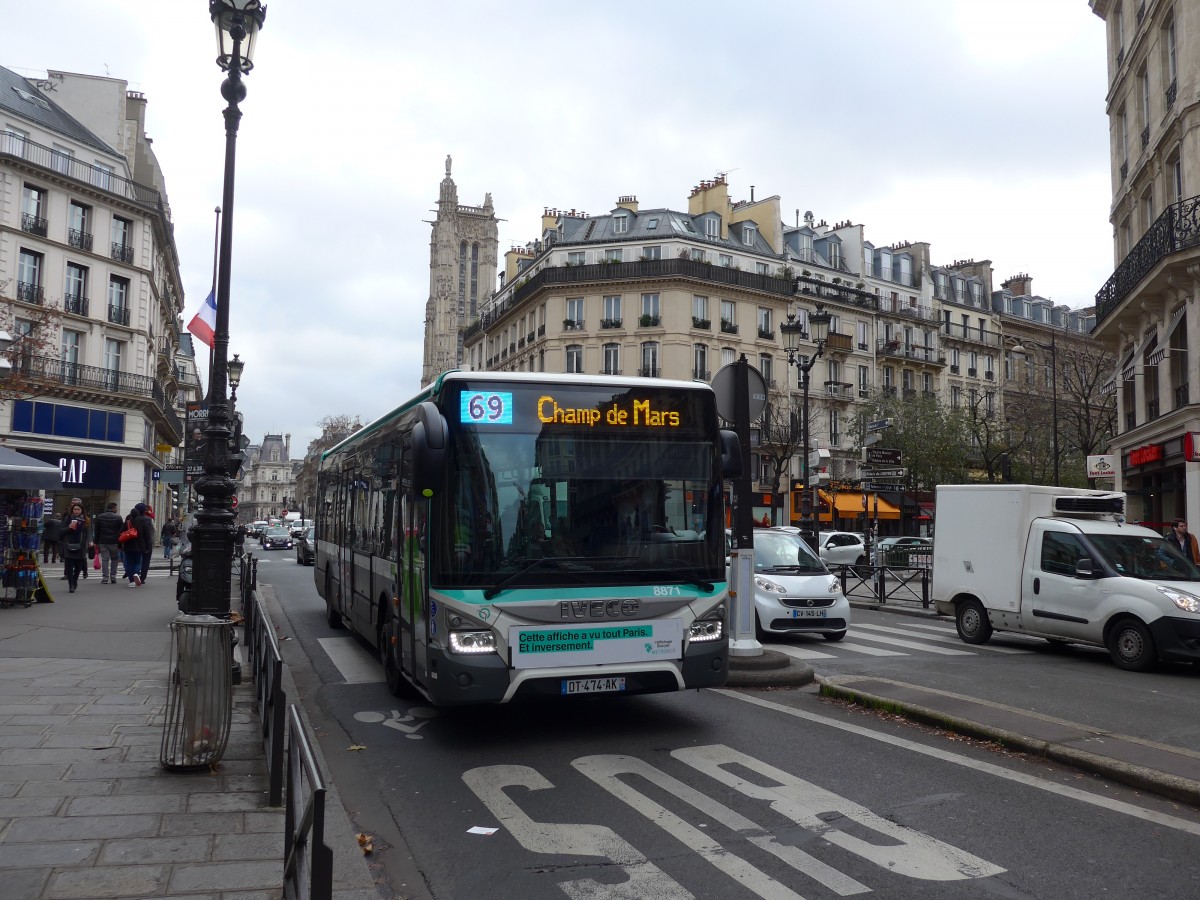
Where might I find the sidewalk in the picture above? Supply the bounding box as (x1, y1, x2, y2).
(0, 563, 375, 899)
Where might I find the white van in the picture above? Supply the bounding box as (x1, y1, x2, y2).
(932, 484, 1200, 671)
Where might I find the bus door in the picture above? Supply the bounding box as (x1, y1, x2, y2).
(349, 472, 373, 636)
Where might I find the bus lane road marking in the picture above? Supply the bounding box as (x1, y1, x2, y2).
(354, 707, 438, 740)
(718, 689, 1200, 838)
(464, 746, 1003, 899)
(317, 636, 384, 684)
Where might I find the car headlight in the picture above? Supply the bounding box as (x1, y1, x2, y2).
(1157, 585, 1200, 613)
(754, 575, 786, 594)
(826, 577, 842, 594)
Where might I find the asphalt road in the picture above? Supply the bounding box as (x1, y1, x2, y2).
(258, 553, 1200, 899)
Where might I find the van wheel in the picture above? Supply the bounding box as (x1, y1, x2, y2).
(956, 599, 992, 644)
(1107, 618, 1156, 672)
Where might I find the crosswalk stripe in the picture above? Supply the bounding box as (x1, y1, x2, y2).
(829, 641, 908, 657)
(837, 632, 976, 655)
(768, 644, 837, 660)
(854, 623, 1034, 654)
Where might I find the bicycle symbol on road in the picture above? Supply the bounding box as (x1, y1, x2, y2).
(353, 706, 439, 740)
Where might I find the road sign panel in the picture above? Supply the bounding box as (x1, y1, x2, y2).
(864, 447, 902, 466)
(861, 481, 903, 492)
(860, 466, 907, 479)
(866, 418, 893, 432)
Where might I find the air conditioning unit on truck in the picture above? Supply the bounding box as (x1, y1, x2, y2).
(932, 484, 1200, 671)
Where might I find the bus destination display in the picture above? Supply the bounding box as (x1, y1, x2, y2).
(459, 390, 682, 430)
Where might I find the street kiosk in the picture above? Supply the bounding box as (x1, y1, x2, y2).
(0, 448, 64, 607)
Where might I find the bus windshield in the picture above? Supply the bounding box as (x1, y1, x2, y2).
(434, 381, 725, 589)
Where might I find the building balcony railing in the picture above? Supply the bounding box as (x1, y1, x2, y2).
(1120, 160, 1128, 183)
(1096, 193, 1200, 325)
(111, 242, 134, 264)
(562, 319, 583, 331)
(824, 382, 853, 400)
(941, 321, 1002, 347)
(108, 304, 131, 326)
(1140, 125, 1150, 149)
(876, 339, 944, 364)
(720, 319, 738, 334)
(824, 331, 853, 353)
(1, 133, 161, 208)
(1147, 398, 1160, 421)
(8, 353, 180, 442)
(17, 281, 44, 305)
(527, 330, 535, 343)
(603, 367, 622, 376)
(21, 213, 48, 236)
(1175, 384, 1189, 408)
(794, 275, 878, 312)
(691, 317, 710, 330)
(1166, 80, 1177, 106)
(878, 298, 936, 321)
(757, 327, 775, 341)
(693, 369, 710, 381)
(68, 228, 93, 252)
(63, 294, 89, 316)
(638, 314, 661, 327)
(600, 318, 622, 329)
(639, 366, 660, 378)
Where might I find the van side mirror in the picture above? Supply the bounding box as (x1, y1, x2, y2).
(1075, 558, 1096, 578)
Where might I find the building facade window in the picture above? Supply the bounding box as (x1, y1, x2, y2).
(565, 344, 583, 374)
(694, 343, 709, 380)
(640, 342, 660, 377)
(641, 245, 661, 260)
(603, 343, 620, 375)
(614, 214, 629, 234)
(641, 293, 660, 318)
(604, 248, 623, 263)
(720, 299, 736, 327)
(603, 294, 621, 321)
(68, 201, 92, 250)
(64, 263, 88, 314)
(567, 250, 585, 265)
(111, 216, 133, 263)
(565, 297, 584, 326)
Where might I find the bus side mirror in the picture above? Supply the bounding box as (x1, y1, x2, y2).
(719, 429, 742, 479)
(413, 401, 448, 494)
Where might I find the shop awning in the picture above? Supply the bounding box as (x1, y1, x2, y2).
(0, 447, 62, 492)
(1147, 306, 1186, 366)
(818, 490, 901, 521)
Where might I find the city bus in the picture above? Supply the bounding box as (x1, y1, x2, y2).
(314, 371, 740, 705)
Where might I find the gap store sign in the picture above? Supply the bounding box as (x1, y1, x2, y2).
(20, 449, 123, 490)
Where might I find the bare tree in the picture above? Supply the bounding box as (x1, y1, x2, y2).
(962, 387, 1023, 483)
(0, 286, 64, 409)
(1057, 339, 1117, 486)
(758, 400, 805, 526)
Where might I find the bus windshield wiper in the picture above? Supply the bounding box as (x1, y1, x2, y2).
(483, 556, 591, 600)
(657, 563, 714, 593)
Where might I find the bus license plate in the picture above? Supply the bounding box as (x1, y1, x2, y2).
(562, 677, 626, 695)
(791, 609, 827, 618)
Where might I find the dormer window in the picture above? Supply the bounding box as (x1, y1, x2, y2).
(743, 224, 756, 246)
(614, 214, 629, 234)
(829, 243, 841, 268)
(646, 217, 659, 230)
(705, 217, 719, 239)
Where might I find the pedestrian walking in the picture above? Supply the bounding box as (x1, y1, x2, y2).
(61, 503, 91, 594)
(161, 515, 179, 560)
(122, 504, 154, 587)
(140, 505, 156, 583)
(41, 514, 61, 565)
(92, 502, 124, 584)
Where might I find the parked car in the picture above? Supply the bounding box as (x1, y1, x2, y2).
(296, 526, 316, 565)
(743, 528, 850, 640)
(817, 531, 868, 568)
(261, 526, 293, 550)
(247, 520, 269, 539)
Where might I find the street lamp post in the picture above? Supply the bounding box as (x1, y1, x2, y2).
(1011, 334, 1059, 486)
(780, 303, 832, 553)
(189, 0, 265, 615)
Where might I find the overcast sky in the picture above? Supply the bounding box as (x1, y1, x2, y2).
(12, 1, 1112, 453)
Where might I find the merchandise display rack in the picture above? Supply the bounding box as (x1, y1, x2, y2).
(1, 495, 44, 608)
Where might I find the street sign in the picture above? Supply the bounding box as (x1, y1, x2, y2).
(861, 466, 907, 479)
(864, 433, 882, 447)
(866, 418, 893, 433)
(861, 481, 903, 492)
(712, 362, 768, 423)
(864, 447, 902, 466)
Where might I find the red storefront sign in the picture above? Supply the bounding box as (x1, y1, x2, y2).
(1129, 444, 1164, 466)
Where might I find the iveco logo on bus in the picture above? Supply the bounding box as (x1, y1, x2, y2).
(560, 599, 640, 619)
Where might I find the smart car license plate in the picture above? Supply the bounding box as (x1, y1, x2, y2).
(790, 609, 827, 618)
(562, 677, 626, 695)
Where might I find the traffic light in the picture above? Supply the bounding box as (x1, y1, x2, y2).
(227, 412, 250, 478)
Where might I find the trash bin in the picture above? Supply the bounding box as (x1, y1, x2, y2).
(160, 613, 234, 770)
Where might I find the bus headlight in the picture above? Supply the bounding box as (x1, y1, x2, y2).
(689, 605, 725, 643)
(448, 630, 497, 654)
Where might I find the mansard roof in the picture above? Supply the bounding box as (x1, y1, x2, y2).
(0, 66, 120, 157)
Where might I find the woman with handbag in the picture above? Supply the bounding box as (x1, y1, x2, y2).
(121, 504, 154, 587)
(61, 503, 91, 594)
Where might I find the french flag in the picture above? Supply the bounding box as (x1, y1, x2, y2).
(186, 290, 217, 348)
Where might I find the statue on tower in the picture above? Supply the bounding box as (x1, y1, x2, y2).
(445, 154, 452, 177)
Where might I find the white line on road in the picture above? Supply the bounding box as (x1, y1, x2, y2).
(768, 644, 837, 660)
(853, 623, 1034, 654)
(717, 690, 1200, 838)
(317, 637, 384, 683)
(839, 632, 976, 655)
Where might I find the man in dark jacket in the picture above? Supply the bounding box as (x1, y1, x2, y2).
(41, 515, 61, 565)
(92, 502, 125, 584)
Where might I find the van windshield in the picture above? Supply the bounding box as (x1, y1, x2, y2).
(1089, 534, 1200, 581)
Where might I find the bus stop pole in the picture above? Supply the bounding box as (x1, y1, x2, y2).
(729, 355, 762, 657)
